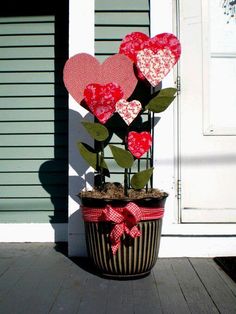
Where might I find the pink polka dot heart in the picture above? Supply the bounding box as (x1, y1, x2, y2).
(115, 99, 142, 126)
(128, 131, 152, 159)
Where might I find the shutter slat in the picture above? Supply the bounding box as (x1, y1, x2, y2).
(0, 211, 67, 223)
(0, 23, 55, 35)
(95, 12, 149, 25)
(0, 134, 67, 146)
(0, 72, 54, 83)
(0, 97, 65, 109)
(0, 47, 55, 58)
(0, 160, 67, 172)
(0, 198, 66, 211)
(0, 60, 54, 71)
(0, 185, 67, 198)
(0, 147, 67, 159)
(0, 35, 55, 47)
(0, 172, 67, 185)
(0, 121, 67, 134)
(95, 0, 149, 10)
(0, 16, 55, 23)
(0, 84, 55, 96)
(95, 26, 149, 39)
(0, 109, 66, 121)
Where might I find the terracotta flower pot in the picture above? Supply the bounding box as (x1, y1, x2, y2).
(81, 196, 167, 278)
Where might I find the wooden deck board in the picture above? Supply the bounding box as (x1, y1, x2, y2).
(153, 259, 191, 313)
(0, 243, 236, 314)
(190, 258, 236, 314)
(169, 258, 219, 313)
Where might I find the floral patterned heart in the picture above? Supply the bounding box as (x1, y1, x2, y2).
(84, 82, 123, 124)
(128, 131, 152, 159)
(136, 48, 176, 87)
(119, 32, 181, 81)
(115, 99, 142, 126)
(63, 53, 137, 104)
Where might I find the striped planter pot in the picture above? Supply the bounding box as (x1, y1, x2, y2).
(81, 197, 167, 278)
(84, 218, 162, 278)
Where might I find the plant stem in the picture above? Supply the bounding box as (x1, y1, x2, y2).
(124, 168, 128, 196)
(124, 132, 129, 196)
(100, 141, 105, 187)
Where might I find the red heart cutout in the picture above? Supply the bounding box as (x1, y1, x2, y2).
(128, 131, 152, 159)
(63, 53, 137, 104)
(119, 32, 181, 81)
(84, 82, 123, 124)
(136, 48, 176, 87)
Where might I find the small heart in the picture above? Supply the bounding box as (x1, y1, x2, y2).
(63, 53, 137, 104)
(115, 99, 142, 126)
(128, 131, 152, 159)
(136, 48, 176, 87)
(119, 32, 181, 81)
(84, 83, 123, 124)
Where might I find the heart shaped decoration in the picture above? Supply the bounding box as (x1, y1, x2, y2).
(136, 48, 176, 87)
(115, 99, 142, 125)
(119, 32, 181, 62)
(119, 32, 181, 81)
(63, 53, 137, 104)
(128, 131, 152, 159)
(84, 82, 123, 124)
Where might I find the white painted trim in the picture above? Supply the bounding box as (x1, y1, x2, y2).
(68, 0, 95, 257)
(150, 0, 179, 227)
(162, 221, 236, 235)
(182, 208, 236, 223)
(159, 236, 236, 257)
(0, 224, 67, 242)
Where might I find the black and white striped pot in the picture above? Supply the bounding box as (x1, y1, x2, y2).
(81, 196, 167, 278)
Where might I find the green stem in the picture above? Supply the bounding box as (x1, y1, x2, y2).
(100, 141, 105, 187)
(124, 131, 129, 196)
(124, 168, 128, 196)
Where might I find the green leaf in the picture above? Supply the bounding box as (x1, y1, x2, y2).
(109, 144, 134, 168)
(146, 88, 177, 113)
(131, 167, 154, 189)
(77, 142, 108, 171)
(81, 121, 109, 141)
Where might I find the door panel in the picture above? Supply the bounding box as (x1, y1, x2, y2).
(179, 0, 236, 222)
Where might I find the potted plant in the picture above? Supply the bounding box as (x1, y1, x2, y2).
(63, 32, 181, 278)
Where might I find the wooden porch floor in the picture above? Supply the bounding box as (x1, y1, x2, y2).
(0, 243, 236, 314)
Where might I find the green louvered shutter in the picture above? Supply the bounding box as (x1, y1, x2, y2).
(95, 0, 152, 185)
(0, 1, 68, 223)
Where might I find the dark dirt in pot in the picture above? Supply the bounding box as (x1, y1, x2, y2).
(79, 182, 168, 207)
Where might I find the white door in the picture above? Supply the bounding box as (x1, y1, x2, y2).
(179, 0, 236, 222)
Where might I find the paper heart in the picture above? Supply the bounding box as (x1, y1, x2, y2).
(119, 32, 181, 62)
(84, 82, 123, 124)
(63, 53, 137, 104)
(136, 48, 176, 87)
(128, 131, 152, 159)
(119, 32, 181, 80)
(115, 99, 142, 126)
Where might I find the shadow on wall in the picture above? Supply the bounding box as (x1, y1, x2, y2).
(38, 106, 94, 242)
(38, 0, 69, 241)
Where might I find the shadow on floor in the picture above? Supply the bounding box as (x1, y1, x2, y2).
(214, 256, 236, 283)
(53, 242, 149, 281)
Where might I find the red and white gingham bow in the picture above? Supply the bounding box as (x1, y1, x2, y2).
(101, 202, 142, 254)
